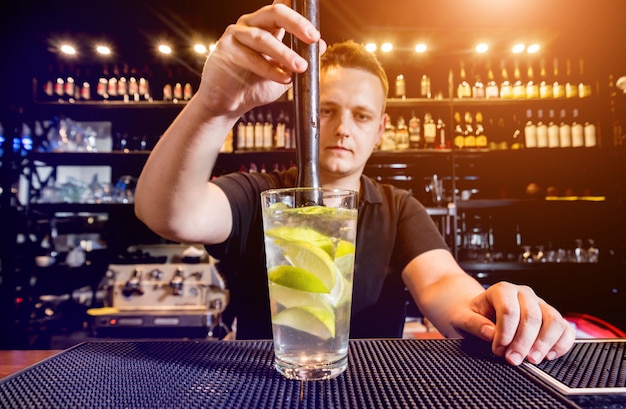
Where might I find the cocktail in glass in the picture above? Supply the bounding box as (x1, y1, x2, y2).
(261, 187, 358, 380)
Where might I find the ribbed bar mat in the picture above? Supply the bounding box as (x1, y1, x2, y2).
(0, 339, 581, 409)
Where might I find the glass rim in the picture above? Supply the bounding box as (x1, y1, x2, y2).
(260, 187, 358, 196)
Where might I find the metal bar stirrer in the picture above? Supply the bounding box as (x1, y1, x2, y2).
(292, 0, 323, 206)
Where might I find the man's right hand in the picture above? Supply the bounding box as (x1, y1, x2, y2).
(196, 1, 326, 119)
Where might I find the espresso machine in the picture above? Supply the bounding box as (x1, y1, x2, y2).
(89, 244, 229, 339)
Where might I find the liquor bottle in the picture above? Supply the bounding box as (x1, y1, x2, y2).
(395, 74, 406, 99)
(558, 108, 572, 147)
(552, 59, 566, 98)
(472, 75, 485, 98)
(183, 83, 193, 100)
(584, 117, 597, 147)
(420, 74, 432, 98)
(423, 113, 437, 149)
(128, 76, 139, 101)
(435, 118, 449, 149)
(457, 62, 471, 99)
(547, 109, 560, 148)
(578, 59, 593, 98)
(380, 113, 396, 151)
(536, 109, 548, 148)
(474, 111, 488, 149)
(485, 65, 499, 98)
(395, 116, 409, 150)
(523, 109, 537, 148)
(463, 111, 476, 149)
(538, 59, 553, 99)
(565, 59, 579, 98)
(499, 62, 513, 99)
(571, 109, 584, 147)
(263, 111, 274, 150)
(408, 111, 422, 149)
(526, 63, 539, 98)
(236, 118, 246, 151)
(284, 114, 293, 150)
(453, 112, 464, 150)
(245, 111, 255, 150)
(173, 83, 183, 101)
(512, 61, 526, 99)
(274, 110, 286, 149)
(254, 111, 264, 149)
(511, 113, 524, 149)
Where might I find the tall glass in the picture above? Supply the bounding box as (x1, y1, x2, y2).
(261, 187, 358, 380)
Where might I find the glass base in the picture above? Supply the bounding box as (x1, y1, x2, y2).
(274, 355, 348, 381)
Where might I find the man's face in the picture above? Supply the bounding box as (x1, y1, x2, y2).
(318, 66, 386, 180)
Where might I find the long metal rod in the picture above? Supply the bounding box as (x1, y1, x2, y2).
(293, 0, 322, 206)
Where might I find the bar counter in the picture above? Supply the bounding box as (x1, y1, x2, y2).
(1, 338, 624, 409)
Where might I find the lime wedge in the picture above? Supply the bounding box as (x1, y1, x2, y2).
(269, 284, 333, 311)
(268, 265, 329, 293)
(324, 271, 352, 307)
(265, 226, 334, 256)
(272, 305, 335, 339)
(335, 240, 355, 259)
(281, 241, 336, 292)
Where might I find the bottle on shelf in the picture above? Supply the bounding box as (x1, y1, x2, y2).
(236, 118, 246, 151)
(423, 112, 437, 149)
(453, 112, 465, 150)
(435, 118, 449, 149)
(558, 108, 572, 147)
(380, 113, 396, 151)
(457, 62, 472, 99)
(474, 112, 488, 149)
(254, 110, 264, 149)
(584, 115, 597, 148)
(395, 74, 406, 99)
(472, 75, 485, 98)
(395, 116, 410, 150)
(536, 109, 548, 148)
(512, 61, 526, 99)
(511, 113, 524, 149)
(539, 59, 553, 99)
(499, 61, 513, 99)
(485, 64, 499, 98)
(523, 109, 537, 148)
(420, 74, 432, 98)
(463, 111, 476, 149)
(274, 110, 286, 149)
(552, 58, 566, 98)
(571, 108, 584, 147)
(245, 111, 255, 150)
(408, 111, 422, 149)
(578, 59, 593, 98)
(263, 111, 274, 150)
(565, 59, 579, 99)
(526, 62, 539, 99)
(547, 109, 560, 148)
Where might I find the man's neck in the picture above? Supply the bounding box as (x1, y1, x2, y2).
(320, 173, 362, 193)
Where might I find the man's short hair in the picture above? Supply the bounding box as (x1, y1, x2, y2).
(320, 40, 389, 103)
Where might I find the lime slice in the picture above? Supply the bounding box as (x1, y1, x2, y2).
(281, 241, 336, 292)
(265, 226, 334, 256)
(272, 305, 335, 339)
(324, 271, 352, 307)
(268, 265, 329, 293)
(335, 240, 355, 259)
(269, 284, 328, 308)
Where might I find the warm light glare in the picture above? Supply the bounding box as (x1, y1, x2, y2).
(475, 43, 488, 53)
(209, 43, 217, 54)
(512, 43, 525, 53)
(365, 43, 377, 53)
(381, 42, 393, 53)
(158, 44, 172, 55)
(527, 43, 540, 53)
(60, 44, 76, 55)
(415, 43, 427, 53)
(193, 43, 207, 54)
(95, 45, 111, 55)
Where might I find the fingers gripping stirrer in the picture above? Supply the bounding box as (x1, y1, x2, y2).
(293, 0, 323, 206)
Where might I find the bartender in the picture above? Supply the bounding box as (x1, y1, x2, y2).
(134, 0, 575, 366)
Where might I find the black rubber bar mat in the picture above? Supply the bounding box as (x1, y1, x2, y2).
(0, 339, 581, 409)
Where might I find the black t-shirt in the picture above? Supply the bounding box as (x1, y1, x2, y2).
(207, 168, 449, 339)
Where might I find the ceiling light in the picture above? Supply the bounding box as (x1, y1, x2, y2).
(381, 42, 393, 53)
(193, 43, 207, 54)
(59, 44, 76, 55)
(95, 45, 111, 55)
(365, 43, 377, 53)
(415, 43, 427, 53)
(158, 44, 172, 55)
(527, 43, 540, 53)
(512, 43, 525, 53)
(475, 43, 488, 53)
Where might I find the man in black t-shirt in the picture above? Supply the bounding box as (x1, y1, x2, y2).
(135, 1, 575, 366)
